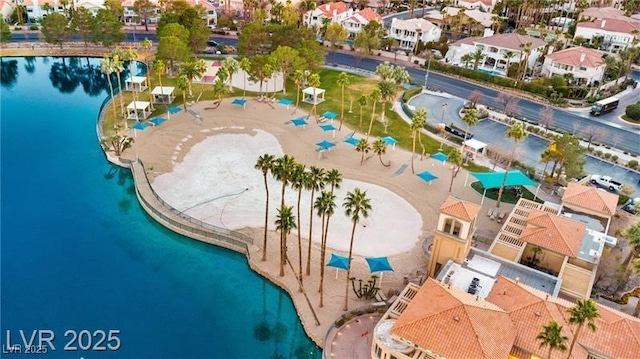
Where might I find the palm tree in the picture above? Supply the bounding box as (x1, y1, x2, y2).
(290, 163, 307, 290)
(410, 108, 427, 174)
(502, 50, 517, 78)
(519, 41, 533, 81)
(461, 53, 473, 69)
(255, 154, 275, 262)
(176, 74, 190, 111)
(100, 56, 119, 128)
(239, 57, 251, 98)
(472, 48, 484, 70)
(315, 190, 336, 307)
(565, 299, 599, 359)
(273, 155, 297, 276)
(222, 57, 239, 91)
(179, 59, 207, 97)
(111, 52, 126, 118)
(337, 72, 350, 130)
(448, 148, 463, 192)
(212, 76, 228, 106)
(342, 188, 372, 311)
(141, 38, 153, 91)
(372, 138, 390, 167)
(275, 205, 297, 278)
(355, 138, 371, 165)
(308, 73, 321, 121)
(461, 108, 478, 163)
(377, 80, 396, 133)
(325, 169, 342, 196)
(632, 257, 640, 317)
(496, 123, 527, 208)
(365, 88, 382, 141)
(357, 94, 368, 128)
(537, 320, 568, 359)
(293, 69, 306, 113)
(305, 166, 325, 276)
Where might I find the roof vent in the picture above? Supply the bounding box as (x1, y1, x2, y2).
(580, 53, 586, 63)
(515, 277, 520, 284)
(601, 20, 606, 28)
(503, 290, 507, 295)
(453, 316, 460, 322)
(535, 311, 542, 317)
(476, 295, 480, 301)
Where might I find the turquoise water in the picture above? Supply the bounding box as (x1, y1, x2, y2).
(0, 57, 321, 358)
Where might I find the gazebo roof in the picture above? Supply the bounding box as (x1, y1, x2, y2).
(151, 86, 175, 95)
(126, 76, 147, 84)
(302, 87, 325, 95)
(463, 138, 487, 151)
(471, 171, 536, 189)
(127, 101, 150, 110)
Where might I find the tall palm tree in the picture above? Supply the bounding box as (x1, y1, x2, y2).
(308, 73, 321, 121)
(448, 148, 463, 193)
(305, 166, 325, 276)
(503, 50, 516, 77)
(179, 59, 207, 97)
(176, 74, 190, 111)
(290, 163, 307, 290)
(537, 320, 568, 359)
(472, 48, 484, 70)
(273, 155, 297, 276)
(111, 52, 126, 118)
(315, 190, 336, 308)
(377, 80, 396, 133)
(461, 108, 478, 163)
(255, 154, 275, 262)
(365, 88, 382, 141)
(275, 205, 297, 278)
(357, 94, 368, 128)
(100, 56, 119, 128)
(298, 0, 316, 25)
(239, 57, 251, 98)
(222, 57, 239, 92)
(342, 188, 372, 311)
(372, 138, 390, 167)
(410, 108, 427, 174)
(325, 169, 342, 196)
(519, 41, 533, 81)
(566, 299, 599, 359)
(355, 138, 371, 165)
(293, 69, 306, 113)
(141, 38, 153, 91)
(496, 123, 527, 208)
(336, 72, 350, 130)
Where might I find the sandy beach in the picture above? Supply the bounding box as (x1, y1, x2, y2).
(123, 96, 512, 347)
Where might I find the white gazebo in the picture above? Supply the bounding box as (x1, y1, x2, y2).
(462, 138, 487, 161)
(302, 87, 326, 105)
(125, 76, 148, 92)
(151, 86, 175, 104)
(127, 101, 151, 120)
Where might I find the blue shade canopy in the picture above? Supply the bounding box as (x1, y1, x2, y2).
(431, 152, 448, 162)
(327, 253, 350, 270)
(343, 137, 359, 146)
(316, 140, 336, 150)
(471, 171, 537, 189)
(168, 106, 182, 114)
(322, 111, 338, 119)
(365, 257, 393, 273)
(232, 98, 247, 106)
(381, 136, 398, 146)
(133, 122, 149, 130)
(290, 117, 308, 126)
(416, 171, 438, 183)
(319, 124, 337, 132)
(149, 117, 166, 126)
(278, 98, 293, 105)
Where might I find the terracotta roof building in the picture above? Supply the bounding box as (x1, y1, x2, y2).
(342, 8, 382, 39)
(575, 18, 640, 52)
(542, 47, 605, 86)
(560, 183, 618, 234)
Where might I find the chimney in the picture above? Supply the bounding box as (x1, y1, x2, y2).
(580, 53, 586, 63)
(483, 28, 494, 38)
(601, 20, 606, 28)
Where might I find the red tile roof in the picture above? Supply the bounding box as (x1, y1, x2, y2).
(519, 209, 585, 257)
(578, 18, 640, 35)
(318, 1, 349, 17)
(477, 33, 547, 52)
(392, 278, 516, 359)
(439, 196, 482, 222)
(347, 8, 381, 24)
(545, 46, 604, 69)
(562, 183, 618, 217)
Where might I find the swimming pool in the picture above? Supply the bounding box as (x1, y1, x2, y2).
(0, 57, 320, 358)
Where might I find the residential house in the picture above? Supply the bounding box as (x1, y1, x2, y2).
(445, 32, 546, 76)
(454, 0, 496, 13)
(424, 6, 493, 30)
(303, 1, 352, 29)
(580, 6, 629, 21)
(341, 8, 382, 40)
(559, 183, 619, 235)
(1, 0, 15, 19)
(387, 17, 442, 52)
(574, 18, 640, 52)
(541, 46, 606, 85)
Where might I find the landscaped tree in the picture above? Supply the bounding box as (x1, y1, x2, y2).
(71, 7, 95, 46)
(133, 0, 157, 32)
(472, 48, 484, 70)
(110, 52, 126, 118)
(496, 122, 527, 208)
(410, 108, 427, 173)
(581, 125, 607, 151)
(307, 73, 321, 121)
(357, 94, 368, 128)
(342, 188, 372, 311)
(461, 108, 478, 162)
(290, 163, 308, 290)
(271, 46, 299, 94)
(239, 57, 251, 98)
(467, 90, 483, 109)
(496, 92, 520, 117)
(222, 57, 239, 92)
(536, 320, 568, 359)
(618, 222, 640, 289)
(273, 155, 297, 276)
(255, 153, 276, 262)
(315, 190, 336, 308)
(176, 74, 190, 111)
(157, 35, 191, 75)
(544, 134, 585, 180)
(212, 76, 228, 106)
(178, 59, 207, 97)
(355, 138, 371, 165)
(365, 88, 382, 141)
(377, 80, 396, 133)
(101, 134, 134, 156)
(539, 106, 554, 133)
(461, 53, 473, 69)
(275, 205, 297, 278)
(41, 13, 72, 48)
(91, 9, 126, 47)
(325, 22, 349, 63)
(503, 50, 516, 77)
(100, 56, 119, 126)
(353, 22, 382, 62)
(565, 299, 599, 359)
(247, 54, 273, 98)
(305, 166, 325, 276)
(336, 72, 350, 130)
(154, 59, 167, 100)
(448, 148, 463, 192)
(372, 138, 390, 167)
(0, 16, 10, 43)
(292, 69, 306, 112)
(519, 41, 533, 81)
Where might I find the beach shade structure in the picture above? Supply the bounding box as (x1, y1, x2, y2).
(430, 152, 449, 165)
(151, 86, 175, 104)
(133, 122, 149, 131)
(316, 140, 336, 151)
(381, 136, 398, 150)
(321, 111, 338, 123)
(365, 257, 394, 283)
(290, 117, 308, 128)
(232, 98, 247, 109)
(126, 101, 151, 121)
(416, 171, 438, 185)
(278, 98, 293, 109)
(467, 170, 537, 204)
(148, 116, 167, 126)
(327, 253, 351, 279)
(319, 124, 337, 138)
(302, 87, 326, 105)
(168, 106, 183, 114)
(344, 136, 359, 146)
(125, 76, 147, 92)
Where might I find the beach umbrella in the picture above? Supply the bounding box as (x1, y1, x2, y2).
(381, 136, 398, 150)
(133, 122, 149, 131)
(319, 124, 337, 138)
(430, 152, 448, 165)
(416, 171, 438, 185)
(365, 257, 394, 283)
(327, 253, 351, 279)
(290, 117, 308, 128)
(168, 106, 182, 114)
(322, 111, 338, 120)
(343, 136, 359, 146)
(316, 140, 336, 151)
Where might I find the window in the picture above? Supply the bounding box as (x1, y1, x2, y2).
(443, 218, 453, 234)
(375, 344, 382, 358)
(453, 221, 461, 236)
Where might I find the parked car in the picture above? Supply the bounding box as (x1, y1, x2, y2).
(622, 197, 640, 215)
(590, 174, 623, 192)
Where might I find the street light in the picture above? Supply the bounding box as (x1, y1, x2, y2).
(440, 102, 448, 123)
(423, 57, 432, 90)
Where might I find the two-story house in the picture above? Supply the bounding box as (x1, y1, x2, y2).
(574, 18, 640, 52)
(303, 1, 352, 29)
(455, 0, 496, 12)
(541, 46, 605, 85)
(445, 33, 546, 76)
(341, 8, 381, 40)
(387, 17, 442, 52)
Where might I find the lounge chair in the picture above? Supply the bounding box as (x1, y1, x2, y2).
(489, 210, 497, 221)
(497, 212, 506, 223)
(487, 208, 494, 217)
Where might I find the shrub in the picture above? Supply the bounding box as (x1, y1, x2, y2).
(29, 25, 38, 31)
(596, 150, 603, 157)
(611, 155, 618, 163)
(628, 160, 638, 169)
(625, 103, 640, 121)
(604, 153, 612, 159)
